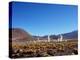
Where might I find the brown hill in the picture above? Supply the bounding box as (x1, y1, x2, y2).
(10, 28, 33, 41)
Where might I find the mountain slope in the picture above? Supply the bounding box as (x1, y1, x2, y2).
(10, 28, 34, 41)
(33, 30, 78, 40)
(10, 28, 78, 41)
(62, 30, 78, 39)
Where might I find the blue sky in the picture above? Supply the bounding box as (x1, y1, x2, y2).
(11, 2, 78, 36)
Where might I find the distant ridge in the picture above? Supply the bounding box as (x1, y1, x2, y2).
(10, 28, 78, 41)
(62, 30, 78, 39)
(33, 30, 78, 40)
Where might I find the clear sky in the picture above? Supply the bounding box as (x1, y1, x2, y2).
(11, 2, 78, 36)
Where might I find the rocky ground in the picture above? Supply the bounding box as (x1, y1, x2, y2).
(9, 40, 78, 58)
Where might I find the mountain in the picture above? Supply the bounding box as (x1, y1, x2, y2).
(33, 30, 78, 40)
(10, 28, 78, 41)
(9, 28, 34, 41)
(62, 30, 78, 39)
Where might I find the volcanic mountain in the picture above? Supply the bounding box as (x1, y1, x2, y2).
(9, 28, 34, 41)
(62, 30, 78, 39)
(9, 28, 78, 41)
(32, 30, 78, 40)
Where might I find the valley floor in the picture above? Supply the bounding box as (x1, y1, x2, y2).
(9, 40, 78, 58)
